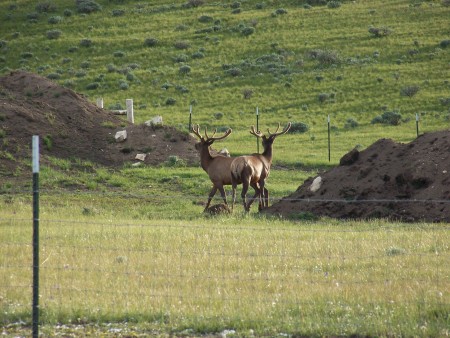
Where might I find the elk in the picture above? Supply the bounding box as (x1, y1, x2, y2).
(231, 122, 291, 212)
(192, 124, 236, 211)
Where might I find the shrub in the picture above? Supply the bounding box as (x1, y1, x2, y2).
(344, 118, 359, 129)
(21, 52, 33, 58)
(144, 37, 158, 47)
(306, 0, 327, 5)
(43, 135, 53, 150)
(173, 54, 189, 63)
(440, 40, 450, 48)
(400, 85, 420, 98)
(36, 2, 57, 13)
(48, 16, 62, 24)
(112, 9, 125, 16)
(243, 88, 253, 99)
(371, 111, 402, 126)
(184, 0, 204, 8)
(80, 39, 92, 47)
(179, 65, 191, 75)
(63, 9, 73, 17)
(27, 12, 39, 21)
(369, 26, 392, 37)
(192, 52, 205, 59)
(327, 1, 341, 8)
(198, 15, 213, 23)
(113, 50, 125, 57)
(241, 27, 255, 36)
(214, 112, 223, 120)
(231, 2, 241, 8)
(165, 156, 186, 167)
(176, 85, 189, 93)
(106, 64, 116, 72)
(226, 67, 242, 77)
(47, 73, 60, 80)
(274, 8, 287, 15)
(318, 93, 329, 103)
(80, 61, 90, 69)
(165, 97, 176, 105)
(76, 0, 102, 13)
(308, 49, 341, 65)
(290, 122, 309, 133)
(86, 82, 100, 90)
(119, 80, 129, 90)
(174, 41, 190, 49)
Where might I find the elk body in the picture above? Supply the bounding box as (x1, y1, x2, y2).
(231, 122, 291, 212)
(192, 125, 236, 212)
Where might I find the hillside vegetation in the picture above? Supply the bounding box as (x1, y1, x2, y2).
(0, 0, 449, 165)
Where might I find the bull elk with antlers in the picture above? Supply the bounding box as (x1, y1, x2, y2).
(231, 122, 291, 212)
(192, 124, 236, 211)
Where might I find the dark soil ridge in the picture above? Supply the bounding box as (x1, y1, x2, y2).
(264, 131, 450, 222)
(0, 71, 199, 179)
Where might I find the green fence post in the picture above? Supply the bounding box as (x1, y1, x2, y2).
(32, 135, 40, 338)
(416, 113, 419, 137)
(327, 115, 331, 162)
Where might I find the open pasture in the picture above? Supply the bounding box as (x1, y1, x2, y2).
(1, 186, 449, 337)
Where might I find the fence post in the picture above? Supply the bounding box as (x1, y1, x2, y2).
(327, 115, 331, 162)
(96, 97, 103, 109)
(126, 99, 134, 124)
(189, 105, 192, 132)
(32, 135, 40, 338)
(415, 113, 419, 137)
(256, 107, 260, 154)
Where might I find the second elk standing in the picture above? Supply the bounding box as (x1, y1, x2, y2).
(231, 122, 291, 212)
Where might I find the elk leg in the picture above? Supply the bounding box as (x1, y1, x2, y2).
(218, 185, 228, 206)
(204, 186, 218, 211)
(247, 182, 261, 211)
(263, 187, 269, 208)
(241, 181, 250, 212)
(231, 181, 237, 211)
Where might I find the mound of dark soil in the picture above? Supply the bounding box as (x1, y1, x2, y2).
(265, 131, 450, 222)
(0, 71, 199, 179)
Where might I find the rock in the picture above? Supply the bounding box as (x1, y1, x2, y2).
(135, 153, 146, 161)
(309, 176, 322, 192)
(145, 115, 163, 126)
(115, 130, 127, 142)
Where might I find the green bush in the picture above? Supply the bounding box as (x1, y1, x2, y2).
(36, 2, 57, 13)
(308, 49, 341, 66)
(344, 118, 359, 129)
(76, 0, 102, 14)
(179, 65, 191, 75)
(47, 73, 61, 80)
(144, 37, 158, 47)
(371, 111, 402, 126)
(327, 1, 341, 8)
(27, 12, 39, 21)
(80, 39, 92, 47)
(198, 15, 213, 23)
(63, 9, 73, 17)
(174, 41, 190, 50)
(165, 97, 176, 105)
(173, 54, 189, 63)
(369, 26, 392, 37)
(290, 122, 309, 133)
(113, 50, 125, 57)
(48, 16, 62, 24)
(112, 9, 125, 16)
(400, 85, 420, 98)
(86, 82, 100, 90)
(241, 27, 255, 36)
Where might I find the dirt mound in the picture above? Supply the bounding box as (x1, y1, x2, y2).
(0, 71, 199, 178)
(265, 131, 450, 222)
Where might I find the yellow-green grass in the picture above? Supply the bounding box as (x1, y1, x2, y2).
(1, 208, 448, 336)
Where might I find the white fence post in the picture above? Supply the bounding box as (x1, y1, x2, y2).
(126, 99, 134, 124)
(96, 97, 103, 108)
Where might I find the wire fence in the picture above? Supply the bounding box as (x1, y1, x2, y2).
(1, 190, 449, 336)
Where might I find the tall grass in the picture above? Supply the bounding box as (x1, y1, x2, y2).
(1, 210, 448, 336)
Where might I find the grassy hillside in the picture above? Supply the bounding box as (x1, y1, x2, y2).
(0, 0, 449, 165)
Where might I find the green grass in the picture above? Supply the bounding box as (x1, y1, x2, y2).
(1, 208, 449, 336)
(1, 0, 450, 336)
(1, 0, 449, 165)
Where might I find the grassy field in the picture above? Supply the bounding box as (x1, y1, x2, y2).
(1, 0, 449, 165)
(1, 199, 449, 337)
(1, 0, 450, 336)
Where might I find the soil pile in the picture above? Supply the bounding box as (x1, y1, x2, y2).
(0, 71, 199, 178)
(265, 131, 450, 222)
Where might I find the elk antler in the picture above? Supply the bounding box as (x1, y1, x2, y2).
(249, 126, 263, 138)
(193, 125, 232, 141)
(205, 126, 232, 141)
(267, 122, 291, 137)
(192, 124, 203, 140)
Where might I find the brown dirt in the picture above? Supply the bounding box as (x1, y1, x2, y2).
(0, 70, 199, 180)
(265, 131, 450, 222)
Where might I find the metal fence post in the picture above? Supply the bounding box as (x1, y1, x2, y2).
(32, 135, 40, 338)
